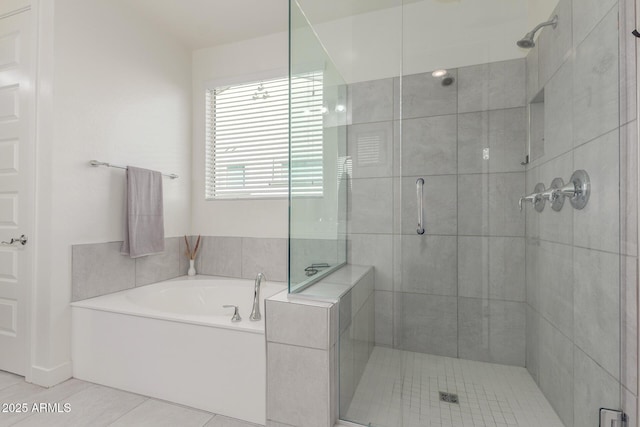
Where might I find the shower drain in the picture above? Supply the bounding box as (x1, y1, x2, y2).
(439, 391, 459, 404)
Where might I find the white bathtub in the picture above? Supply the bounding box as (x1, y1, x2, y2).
(71, 276, 286, 425)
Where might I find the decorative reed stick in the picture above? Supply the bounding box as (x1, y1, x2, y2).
(184, 235, 201, 260)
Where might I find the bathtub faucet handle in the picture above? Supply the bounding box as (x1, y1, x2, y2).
(250, 273, 266, 321)
(222, 305, 242, 322)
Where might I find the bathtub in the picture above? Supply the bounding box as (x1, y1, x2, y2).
(71, 276, 286, 425)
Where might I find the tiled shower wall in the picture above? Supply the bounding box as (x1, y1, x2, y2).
(346, 58, 528, 366)
(72, 236, 287, 301)
(524, 1, 638, 426)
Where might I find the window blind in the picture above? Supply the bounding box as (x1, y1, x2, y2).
(206, 72, 324, 199)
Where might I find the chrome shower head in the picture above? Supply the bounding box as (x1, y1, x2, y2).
(517, 32, 536, 49)
(516, 15, 558, 49)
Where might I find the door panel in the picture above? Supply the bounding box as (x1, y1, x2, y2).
(0, 8, 33, 376)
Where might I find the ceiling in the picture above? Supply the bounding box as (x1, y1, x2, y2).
(120, 0, 424, 50)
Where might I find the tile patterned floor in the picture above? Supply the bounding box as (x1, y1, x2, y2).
(343, 347, 565, 427)
(0, 371, 258, 427)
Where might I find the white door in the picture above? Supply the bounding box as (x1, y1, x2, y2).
(0, 8, 34, 376)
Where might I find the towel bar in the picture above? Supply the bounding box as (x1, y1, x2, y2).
(89, 160, 178, 179)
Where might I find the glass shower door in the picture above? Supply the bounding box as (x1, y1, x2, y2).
(289, 0, 633, 426)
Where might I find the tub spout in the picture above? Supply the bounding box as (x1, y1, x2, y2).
(250, 273, 266, 321)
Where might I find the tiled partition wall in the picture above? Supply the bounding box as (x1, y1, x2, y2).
(347, 59, 528, 365)
(523, 1, 638, 426)
(265, 291, 339, 427)
(72, 236, 287, 301)
(336, 267, 375, 418)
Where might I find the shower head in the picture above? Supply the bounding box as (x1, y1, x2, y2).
(517, 15, 558, 49)
(441, 76, 455, 86)
(516, 32, 536, 49)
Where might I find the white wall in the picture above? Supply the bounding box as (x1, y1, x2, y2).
(305, 0, 561, 84)
(527, 0, 560, 32)
(191, 32, 289, 238)
(33, 0, 192, 383)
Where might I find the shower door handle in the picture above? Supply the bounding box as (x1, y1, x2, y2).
(416, 178, 425, 235)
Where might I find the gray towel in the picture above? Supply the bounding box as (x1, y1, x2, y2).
(120, 166, 165, 258)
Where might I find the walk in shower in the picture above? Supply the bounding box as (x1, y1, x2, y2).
(289, 0, 638, 426)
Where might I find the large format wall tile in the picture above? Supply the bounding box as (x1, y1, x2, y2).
(266, 300, 331, 350)
(458, 63, 490, 113)
(572, 0, 618, 48)
(267, 342, 331, 427)
(529, 102, 545, 163)
(525, 238, 540, 311)
(196, 236, 242, 278)
(619, 0, 637, 127)
(488, 172, 525, 237)
(348, 234, 393, 291)
(573, 347, 620, 427)
(537, 0, 572, 87)
(397, 293, 457, 357)
(374, 290, 393, 347)
(458, 174, 489, 235)
(573, 5, 619, 147)
(526, 44, 540, 102)
(488, 237, 525, 301)
(241, 238, 287, 282)
(72, 242, 135, 301)
(348, 78, 394, 125)
(135, 237, 180, 286)
(543, 59, 573, 161)
(399, 175, 457, 235)
(458, 236, 489, 299)
(538, 241, 573, 339)
(348, 178, 393, 234)
(339, 327, 355, 416)
(488, 59, 526, 111)
(620, 121, 638, 257)
(401, 115, 457, 176)
(487, 108, 527, 173)
(400, 70, 458, 119)
(539, 317, 574, 427)
(290, 239, 339, 285)
(526, 306, 540, 382)
(524, 166, 541, 240)
(399, 235, 457, 296)
(458, 298, 526, 366)
(622, 256, 638, 395)
(458, 111, 489, 174)
(457, 109, 526, 174)
(347, 121, 394, 178)
(573, 129, 620, 254)
(573, 246, 620, 379)
(458, 236, 525, 302)
(458, 60, 525, 113)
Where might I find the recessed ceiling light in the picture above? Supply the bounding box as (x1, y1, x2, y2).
(432, 69, 448, 78)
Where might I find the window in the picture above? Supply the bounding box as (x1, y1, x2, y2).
(205, 72, 324, 199)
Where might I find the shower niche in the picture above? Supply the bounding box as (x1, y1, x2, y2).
(529, 90, 545, 164)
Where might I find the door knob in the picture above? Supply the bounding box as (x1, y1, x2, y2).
(1, 234, 28, 246)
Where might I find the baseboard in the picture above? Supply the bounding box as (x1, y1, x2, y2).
(28, 361, 72, 387)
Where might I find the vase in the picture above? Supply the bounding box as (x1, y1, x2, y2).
(188, 259, 196, 276)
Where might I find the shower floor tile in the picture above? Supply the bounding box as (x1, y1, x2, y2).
(343, 347, 565, 427)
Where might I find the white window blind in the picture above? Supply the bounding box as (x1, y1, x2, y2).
(206, 72, 324, 199)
